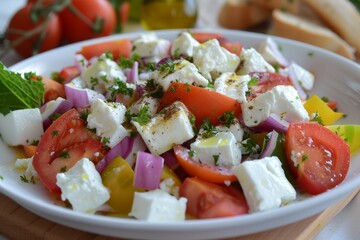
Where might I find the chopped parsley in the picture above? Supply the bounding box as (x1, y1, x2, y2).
(248, 77, 258, 87)
(158, 59, 176, 74)
(102, 137, 110, 145)
(118, 53, 141, 69)
(0, 175, 3, 180)
(108, 78, 134, 99)
(188, 150, 195, 157)
(51, 71, 65, 83)
(213, 155, 220, 166)
(60, 166, 67, 173)
(130, 106, 151, 126)
(199, 119, 218, 138)
(51, 130, 59, 138)
(20, 175, 36, 184)
(302, 154, 309, 162)
(58, 151, 70, 158)
(218, 111, 235, 127)
(311, 112, 324, 125)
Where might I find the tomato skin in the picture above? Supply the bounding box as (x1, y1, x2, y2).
(248, 72, 293, 98)
(173, 145, 237, 183)
(78, 38, 132, 60)
(59, 0, 116, 43)
(57, 66, 80, 84)
(159, 82, 242, 127)
(6, 4, 62, 57)
(179, 177, 248, 219)
(33, 109, 105, 193)
(285, 122, 350, 195)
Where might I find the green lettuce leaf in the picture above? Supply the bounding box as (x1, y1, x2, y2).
(0, 62, 44, 115)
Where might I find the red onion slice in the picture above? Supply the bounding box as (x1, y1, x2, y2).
(259, 130, 279, 158)
(124, 134, 147, 167)
(40, 97, 73, 130)
(253, 113, 289, 133)
(65, 83, 105, 108)
(134, 151, 164, 190)
(161, 150, 179, 170)
(127, 61, 139, 84)
(265, 38, 289, 67)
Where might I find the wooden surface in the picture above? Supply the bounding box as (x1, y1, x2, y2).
(0, 188, 359, 240)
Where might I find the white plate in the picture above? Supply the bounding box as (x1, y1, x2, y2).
(1, 29, 360, 240)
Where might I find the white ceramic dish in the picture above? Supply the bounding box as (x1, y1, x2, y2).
(1, 29, 360, 240)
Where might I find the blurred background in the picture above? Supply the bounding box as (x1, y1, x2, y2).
(1, 0, 359, 65)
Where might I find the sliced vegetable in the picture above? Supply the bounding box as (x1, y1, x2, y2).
(22, 145, 37, 158)
(259, 130, 279, 158)
(191, 32, 224, 43)
(57, 66, 80, 84)
(40, 97, 73, 130)
(326, 125, 360, 154)
(101, 156, 143, 214)
(252, 113, 289, 133)
(173, 145, 237, 184)
(64, 82, 105, 108)
(159, 82, 242, 127)
(179, 177, 248, 219)
(248, 72, 293, 98)
(33, 109, 105, 193)
(77, 38, 132, 60)
(133, 151, 164, 190)
(285, 122, 350, 195)
(304, 95, 343, 125)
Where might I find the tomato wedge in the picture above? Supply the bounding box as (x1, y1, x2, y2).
(78, 38, 132, 60)
(159, 82, 242, 127)
(248, 72, 293, 99)
(33, 109, 105, 193)
(173, 145, 237, 183)
(179, 177, 248, 219)
(57, 65, 80, 84)
(285, 122, 350, 195)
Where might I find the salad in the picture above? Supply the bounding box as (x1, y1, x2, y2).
(0, 31, 358, 221)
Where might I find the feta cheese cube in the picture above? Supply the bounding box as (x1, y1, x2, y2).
(193, 39, 240, 80)
(0, 108, 43, 146)
(214, 72, 250, 103)
(190, 132, 242, 168)
(232, 156, 296, 212)
(132, 101, 195, 155)
(128, 96, 160, 117)
(287, 62, 315, 91)
(81, 54, 127, 94)
(129, 189, 187, 221)
(87, 99, 129, 148)
(242, 85, 309, 127)
(155, 59, 209, 91)
(132, 33, 171, 63)
(171, 31, 199, 57)
(216, 118, 244, 142)
(257, 37, 289, 67)
(237, 48, 275, 75)
(56, 158, 110, 214)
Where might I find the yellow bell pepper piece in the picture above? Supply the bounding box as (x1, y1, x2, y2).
(101, 157, 143, 214)
(304, 95, 343, 125)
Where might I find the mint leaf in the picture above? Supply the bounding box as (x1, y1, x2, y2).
(0, 62, 44, 115)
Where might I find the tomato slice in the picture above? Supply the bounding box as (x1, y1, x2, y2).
(179, 177, 248, 219)
(173, 145, 237, 184)
(248, 72, 293, 99)
(33, 109, 105, 193)
(78, 38, 132, 60)
(57, 66, 80, 84)
(192, 32, 224, 43)
(159, 82, 242, 127)
(285, 122, 350, 195)
(32, 76, 65, 103)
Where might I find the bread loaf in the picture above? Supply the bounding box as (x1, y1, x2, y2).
(250, 0, 300, 13)
(218, 0, 271, 29)
(302, 0, 360, 56)
(271, 9, 355, 59)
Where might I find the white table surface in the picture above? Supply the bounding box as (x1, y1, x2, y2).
(0, 1, 359, 240)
